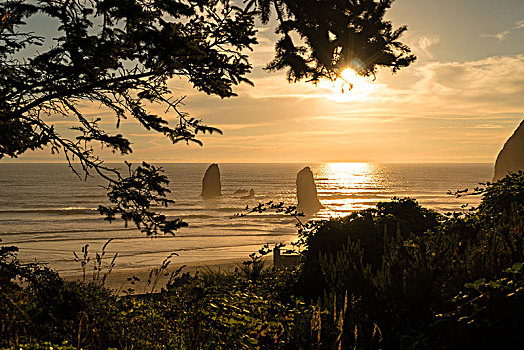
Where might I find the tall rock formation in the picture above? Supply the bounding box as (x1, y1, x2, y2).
(494, 120, 524, 181)
(201, 164, 222, 198)
(296, 167, 324, 213)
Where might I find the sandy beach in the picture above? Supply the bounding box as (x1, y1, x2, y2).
(63, 256, 272, 293)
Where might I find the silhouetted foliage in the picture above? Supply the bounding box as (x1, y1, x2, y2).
(477, 170, 524, 219)
(0, 238, 313, 349)
(298, 197, 442, 298)
(423, 263, 524, 349)
(293, 174, 524, 348)
(250, 0, 416, 82)
(97, 162, 188, 236)
(1, 0, 414, 235)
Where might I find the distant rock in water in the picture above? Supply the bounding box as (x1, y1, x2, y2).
(242, 188, 255, 199)
(234, 189, 248, 194)
(494, 120, 524, 181)
(201, 164, 221, 198)
(296, 167, 324, 213)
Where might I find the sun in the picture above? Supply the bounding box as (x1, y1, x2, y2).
(317, 68, 380, 102)
(340, 68, 361, 91)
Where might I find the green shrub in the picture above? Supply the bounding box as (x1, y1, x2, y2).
(298, 198, 442, 301)
(477, 171, 524, 218)
(419, 263, 524, 349)
(0, 342, 77, 350)
(0, 244, 120, 349)
(295, 173, 524, 348)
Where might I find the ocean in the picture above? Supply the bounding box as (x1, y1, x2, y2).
(0, 163, 493, 275)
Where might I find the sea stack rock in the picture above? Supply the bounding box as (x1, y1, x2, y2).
(494, 120, 524, 181)
(296, 167, 324, 213)
(201, 164, 221, 198)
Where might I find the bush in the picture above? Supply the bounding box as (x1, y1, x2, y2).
(477, 171, 524, 218)
(420, 263, 524, 349)
(296, 173, 524, 348)
(298, 197, 442, 300)
(0, 245, 120, 349)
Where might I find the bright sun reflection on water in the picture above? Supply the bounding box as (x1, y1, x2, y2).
(325, 162, 374, 185)
(315, 163, 380, 218)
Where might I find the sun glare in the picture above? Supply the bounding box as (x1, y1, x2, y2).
(314, 163, 378, 217)
(317, 68, 380, 102)
(325, 162, 374, 185)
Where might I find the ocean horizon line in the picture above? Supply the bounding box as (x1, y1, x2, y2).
(0, 161, 494, 165)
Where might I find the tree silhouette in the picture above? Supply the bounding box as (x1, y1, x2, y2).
(0, 0, 414, 236)
(254, 0, 416, 81)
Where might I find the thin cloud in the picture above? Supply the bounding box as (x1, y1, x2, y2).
(482, 20, 524, 40)
(418, 34, 440, 58)
(399, 54, 524, 112)
(481, 30, 510, 40)
(469, 124, 504, 129)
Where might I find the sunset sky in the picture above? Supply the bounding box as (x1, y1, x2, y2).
(14, 0, 524, 164)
